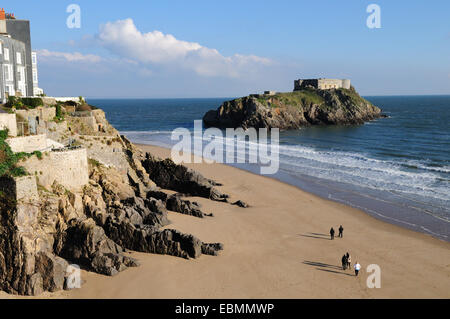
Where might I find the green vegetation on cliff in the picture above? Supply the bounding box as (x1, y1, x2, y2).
(0, 129, 42, 178)
(5, 97, 44, 110)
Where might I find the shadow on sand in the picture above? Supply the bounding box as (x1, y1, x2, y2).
(309, 233, 329, 237)
(299, 233, 331, 240)
(302, 260, 355, 277)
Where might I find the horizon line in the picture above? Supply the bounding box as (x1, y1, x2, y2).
(82, 93, 450, 100)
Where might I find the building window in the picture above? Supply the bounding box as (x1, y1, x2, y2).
(33, 73, 38, 83)
(17, 67, 25, 83)
(16, 52, 22, 64)
(3, 64, 12, 81)
(32, 53, 37, 65)
(18, 84, 26, 96)
(0, 42, 2, 54)
(5, 85, 13, 96)
(4, 48, 9, 61)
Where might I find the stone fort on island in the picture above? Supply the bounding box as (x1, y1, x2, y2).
(294, 78, 351, 91)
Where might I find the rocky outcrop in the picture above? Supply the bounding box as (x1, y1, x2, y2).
(232, 200, 249, 208)
(0, 180, 70, 295)
(0, 112, 229, 296)
(142, 154, 229, 202)
(54, 218, 139, 276)
(203, 87, 385, 129)
(166, 194, 213, 218)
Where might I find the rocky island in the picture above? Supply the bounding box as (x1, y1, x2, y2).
(0, 97, 241, 296)
(203, 80, 384, 129)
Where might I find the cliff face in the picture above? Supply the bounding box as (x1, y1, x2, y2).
(203, 88, 384, 129)
(0, 106, 240, 296)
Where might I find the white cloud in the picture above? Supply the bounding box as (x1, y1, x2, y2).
(95, 18, 273, 77)
(37, 49, 102, 63)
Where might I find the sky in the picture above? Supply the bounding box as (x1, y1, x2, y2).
(3, 0, 450, 98)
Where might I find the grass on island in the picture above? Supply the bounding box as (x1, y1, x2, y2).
(253, 87, 371, 111)
(254, 89, 325, 109)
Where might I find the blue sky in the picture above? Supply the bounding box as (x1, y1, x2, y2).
(3, 0, 450, 97)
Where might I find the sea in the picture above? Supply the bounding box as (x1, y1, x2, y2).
(87, 96, 450, 242)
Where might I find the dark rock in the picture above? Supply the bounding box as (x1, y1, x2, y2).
(103, 214, 213, 259)
(34, 252, 69, 292)
(142, 156, 229, 202)
(144, 198, 170, 227)
(146, 190, 169, 202)
(202, 243, 224, 256)
(27, 273, 44, 296)
(166, 194, 208, 218)
(55, 219, 134, 276)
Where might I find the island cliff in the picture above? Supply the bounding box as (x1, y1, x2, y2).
(203, 87, 384, 129)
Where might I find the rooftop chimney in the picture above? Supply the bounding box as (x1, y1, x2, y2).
(0, 8, 6, 34)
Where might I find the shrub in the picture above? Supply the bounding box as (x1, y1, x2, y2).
(20, 97, 44, 109)
(9, 166, 27, 177)
(88, 158, 102, 168)
(54, 104, 64, 122)
(0, 130, 43, 177)
(6, 97, 44, 109)
(34, 151, 43, 160)
(76, 103, 92, 112)
(6, 96, 24, 109)
(0, 129, 8, 140)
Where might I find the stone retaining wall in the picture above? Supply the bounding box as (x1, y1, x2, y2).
(23, 148, 89, 191)
(0, 113, 17, 137)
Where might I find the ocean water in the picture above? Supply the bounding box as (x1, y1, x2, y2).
(88, 96, 450, 241)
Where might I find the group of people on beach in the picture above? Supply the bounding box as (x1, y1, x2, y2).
(330, 225, 361, 276)
(329, 225, 344, 240)
(341, 253, 361, 276)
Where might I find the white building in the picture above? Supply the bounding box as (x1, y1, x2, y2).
(32, 51, 43, 96)
(0, 8, 43, 103)
(0, 35, 28, 102)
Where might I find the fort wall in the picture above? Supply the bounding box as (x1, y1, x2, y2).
(294, 78, 351, 91)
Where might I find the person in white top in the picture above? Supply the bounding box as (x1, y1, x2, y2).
(346, 253, 351, 270)
(354, 262, 361, 276)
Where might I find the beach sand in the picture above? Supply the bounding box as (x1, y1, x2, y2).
(3, 144, 449, 299)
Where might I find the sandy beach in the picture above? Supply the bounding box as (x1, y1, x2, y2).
(3, 143, 449, 299)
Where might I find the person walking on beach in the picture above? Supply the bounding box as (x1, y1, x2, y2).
(354, 262, 361, 276)
(341, 254, 348, 270)
(330, 227, 335, 240)
(346, 253, 351, 270)
(338, 225, 344, 238)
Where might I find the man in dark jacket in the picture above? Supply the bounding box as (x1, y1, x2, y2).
(342, 254, 348, 270)
(330, 227, 335, 240)
(339, 225, 344, 238)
